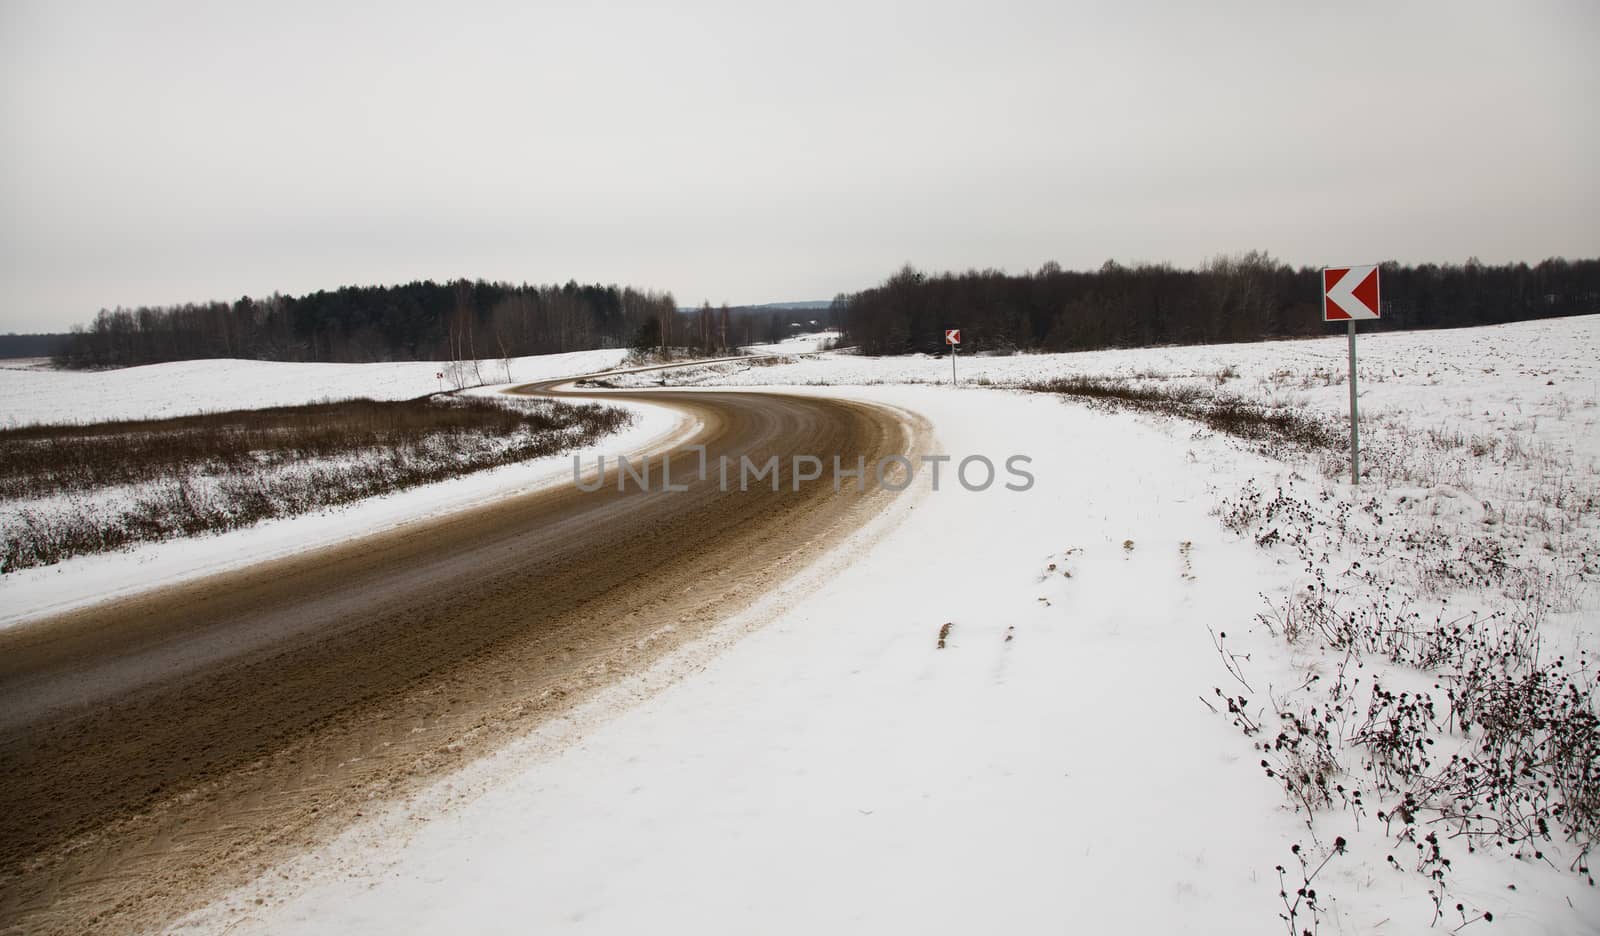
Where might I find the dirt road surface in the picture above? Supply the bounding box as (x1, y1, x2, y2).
(0, 376, 922, 935)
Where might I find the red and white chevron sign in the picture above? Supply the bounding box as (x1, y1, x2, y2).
(1322, 264, 1381, 321)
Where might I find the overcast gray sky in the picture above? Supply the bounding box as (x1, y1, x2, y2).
(2, 0, 1595, 332)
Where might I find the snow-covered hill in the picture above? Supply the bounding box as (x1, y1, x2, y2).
(0, 349, 632, 427)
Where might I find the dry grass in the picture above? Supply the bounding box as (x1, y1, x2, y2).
(1025, 375, 1345, 456)
(1, 395, 628, 571)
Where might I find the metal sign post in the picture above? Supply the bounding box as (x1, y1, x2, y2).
(1346, 320, 1359, 484)
(945, 329, 961, 385)
(1322, 265, 1380, 485)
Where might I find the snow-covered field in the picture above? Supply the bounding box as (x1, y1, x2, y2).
(0, 350, 689, 627)
(0, 349, 632, 426)
(615, 320, 1599, 460)
(741, 328, 841, 355)
(171, 317, 1599, 934)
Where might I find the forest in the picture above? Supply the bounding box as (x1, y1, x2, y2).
(835, 254, 1600, 355)
(51, 255, 1599, 368)
(52, 277, 840, 370)
(53, 280, 685, 369)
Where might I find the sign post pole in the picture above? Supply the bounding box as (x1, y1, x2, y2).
(1347, 320, 1359, 485)
(1322, 263, 1379, 487)
(944, 329, 961, 386)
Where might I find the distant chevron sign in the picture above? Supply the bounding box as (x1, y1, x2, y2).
(1322, 264, 1381, 321)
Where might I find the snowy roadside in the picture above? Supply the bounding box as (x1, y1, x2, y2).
(175, 384, 1299, 934)
(177, 317, 1599, 935)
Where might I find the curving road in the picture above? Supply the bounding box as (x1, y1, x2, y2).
(0, 373, 923, 935)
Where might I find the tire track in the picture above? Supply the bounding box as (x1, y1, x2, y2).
(0, 378, 922, 935)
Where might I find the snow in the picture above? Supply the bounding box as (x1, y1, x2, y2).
(615, 318, 1600, 457)
(178, 317, 1600, 934)
(740, 329, 841, 355)
(0, 349, 631, 427)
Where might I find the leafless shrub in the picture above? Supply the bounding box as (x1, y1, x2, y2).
(1277, 837, 1345, 935)
(1224, 480, 1599, 877)
(1261, 698, 1343, 820)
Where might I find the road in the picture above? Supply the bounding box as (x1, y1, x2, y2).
(0, 373, 922, 935)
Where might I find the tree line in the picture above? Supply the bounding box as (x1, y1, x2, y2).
(53, 279, 681, 369)
(836, 254, 1600, 355)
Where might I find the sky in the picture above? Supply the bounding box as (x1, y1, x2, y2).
(2, 0, 1596, 332)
